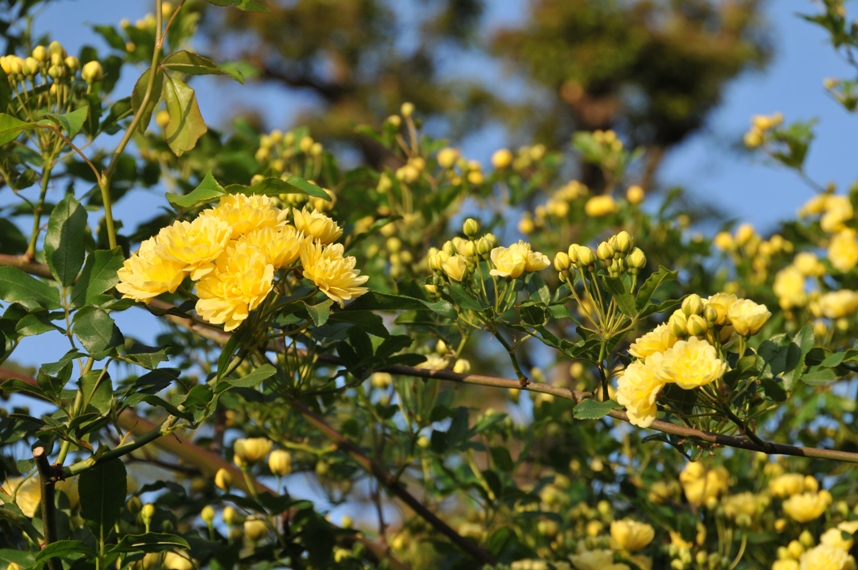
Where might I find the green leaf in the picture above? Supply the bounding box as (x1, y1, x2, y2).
(16, 313, 60, 337)
(304, 299, 333, 326)
(34, 540, 94, 565)
(78, 369, 113, 415)
(130, 68, 164, 134)
(162, 50, 244, 83)
(167, 171, 225, 209)
(73, 306, 123, 356)
(785, 325, 815, 391)
(760, 378, 787, 402)
(328, 310, 389, 338)
(0, 113, 35, 145)
(225, 175, 332, 201)
(79, 459, 126, 542)
(41, 105, 89, 139)
(801, 366, 837, 386)
(162, 74, 207, 156)
(0, 267, 60, 310)
(344, 291, 455, 318)
(573, 399, 622, 420)
(233, 0, 269, 11)
(218, 363, 276, 391)
(111, 533, 190, 553)
(125, 343, 172, 370)
(634, 266, 677, 312)
(603, 276, 636, 318)
(447, 282, 484, 312)
(72, 248, 125, 307)
(44, 193, 88, 286)
(490, 446, 514, 472)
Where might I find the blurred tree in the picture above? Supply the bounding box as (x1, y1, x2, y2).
(200, 0, 770, 188)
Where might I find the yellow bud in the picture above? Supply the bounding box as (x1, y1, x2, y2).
(799, 530, 815, 548)
(453, 358, 471, 374)
(824, 77, 839, 89)
(49, 41, 64, 56)
(463, 218, 480, 237)
(244, 517, 268, 541)
(529, 144, 546, 161)
(141, 503, 156, 522)
(155, 110, 170, 130)
(787, 540, 804, 559)
(686, 314, 708, 336)
(518, 215, 535, 234)
(214, 468, 232, 491)
(127, 496, 143, 514)
(803, 476, 818, 492)
(341, 515, 354, 529)
(614, 230, 633, 254)
(81, 60, 103, 83)
(774, 518, 787, 532)
(400, 102, 414, 117)
(417, 435, 431, 448)
(735, 223, 755, 245)
(234, 437, 273, 465)
(310, 142, 323, 156)
(386, 114, 402, 128)
(626, 185, 645, 204)
(201, 505, 215, 525)
(669, 311, 688, 338)
(627, 247, 646, 272)
(223, 505, 241, 525)
(467, 170, 484, 185)
(437, 147, 459, 168)
(554, 251, 570, 272)
(299, 136, 314, 153)
(32, 45, 47, 62)
(577, 246, 596, 267)
(491, 148, 513, 169)
(64, 56, 79, 71)
(596, 241, 614, 261)
(681, 294, 704, 316)
(269, 450, 293, 476)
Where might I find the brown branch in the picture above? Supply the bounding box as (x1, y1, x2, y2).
(33, 446, 60, 570)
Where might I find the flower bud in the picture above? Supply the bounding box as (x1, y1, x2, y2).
(483, 233, 499, 249)
(491, 148, 513, 170)
(417, 435, 430, 448)
(453, 359, 471, 374)
(201, 505, 215, 525)
(476, 236, 493, 256)
(787, 540, 804, 558)
(23, 57, 38, 76)
(223, 505, 241, 525)
(269, 450, 292, 476)
(626, 247, 646, 273)
(400, 102, 415, 117)
(686, 314, 708, 336)
(567, 244, 580, 265)
(577, 246, 596, 267)
(554, 251, 570, 272)
(32, 46, 47, 62)
(437, 147, 459, 168)
(234, 437, 273, 465)
(442, 240, 457, 256)
(81, 60, 103, 83)
(64, 56, 79, 71)
(377, 173, 392, 192)
(681, 294, 704, 316)
(49, 40, 64, 56)
(244, 517, 268, 541)
(627, 185, 644, 204)
(596, 241, 614, 261)
(668, 311, 688, 338)
(615, 231, 633, 254)
(214, 468, 232, 491)
(127, 496, 143, 514)
(462, 218, 480, 237)
(386, 114, 401, 128)
(299, 136, 314, 153)
(799, 530, 815, 548)
(141, 503, 156, 524)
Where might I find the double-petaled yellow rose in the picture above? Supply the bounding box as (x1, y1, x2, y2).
(116, 237, 187, 303)
(799, 544, 856, 570)
(783, 490, 831, 523)
(628, 324, 677, 359)
(155, 215, 232, 280)
(656, 337, 726, 389)
(490, 241, 549, 278)
(727, 299, 771, 336)
(204, 193, 283, 239)
(293, 206, 342, 244)
(829, 229, 858, 273)
(616, 353, 665, 428)
(300, 240, 369, 307)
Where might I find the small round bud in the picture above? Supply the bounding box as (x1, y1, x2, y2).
(49, 41, 64, 56)
(201, 505, 215, 525)
(596, 241, 614, 261)
(577, 246, 596, 267)
(567, 244, 580, 265)
(483, 233, 499, 249)
(554, 251, 570, 272)
(386, 114, 401, 128)
(214, 468, 232, 491)
(269, 449, 293, 476)
(400, 102, 415, 117)
(437, 147, 459, 168)
(417, 435, 430, 448)
(787, 540, 804, 558)
(453, 358, 471, 374)
(704, 305, 719, 324)
(462, 218, 480, 237)
(686, 314, 708, 336)
(244, 517, 268, 541)
(442, 241, 456, 256)
(223, 506, 241, 525)
(626, 247, 646, 272)
(310, 142, 323, 156)
(681, 294, 704, 316)
(626, 185, 644, 204)
(155, 110, 170, 130)
(614, 231, 633, 254)
(476, 236, 493, 256)
(32, 46, 47, 62)
(491, 148, 513, 170)
(64, 56, 79, 71)
(126, 496, 143, 514)
(81, 60, 103, 83)
(234, 437, 273, 465)
(341, 515, 354, 529)
(141, 503, 156, 523)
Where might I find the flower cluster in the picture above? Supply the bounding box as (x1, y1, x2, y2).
(117, 194, 367, 330)
(556, 231, 646, 281)
(617, 293, 770, 427)
(743, 112, 783, 148)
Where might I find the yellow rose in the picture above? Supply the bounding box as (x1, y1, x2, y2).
(794, 252, 825, 277)
(769, 473, 806, 497)
(237, 224, 303, 269)
(727, 298, 771, 336)
(116, 237, 188, 303)
(490, 244, 527, 278)
(0, 476, 40, 517)
(829, 229, 858, 273)
(300, 240, 369, 307)
(817, 290, 858, 319)
(821, 521, 858, 551)
(782, 491, 831, 523)
(584, 195, 619, 217)
(772, 560, 799, 570)
(799, 194, 830, 217)
(798, 544, 856, 570)
(616, 353, 665, 428)
(628, 323, 677, 359)
(705, 292, 738, 325)
(195, 241, 275, 331)
(234, 437, 273, 464)
(722, 492, 761, 520)
(610, 519, 655, 551)
(679, 463, 728, 507)
(773, 266, 807, 310)
(293, 206, 343, 244)
(656, 337, 726, 390)
(155, 216, 232, 280)
(568, 550, 625, 570)
(204, 193, 283, 239)
(269, 450, 292, 476)
(821, 195, 854, 233)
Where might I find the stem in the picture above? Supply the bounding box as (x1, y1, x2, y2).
(26, 158, 53, 259)
(34, 446, 61, 570)
(492, 327, 529, 386)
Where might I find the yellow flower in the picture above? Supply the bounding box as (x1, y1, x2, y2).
(626, 185, 645, 205)
(195, 241, 275, 331)
(616, 353, 665, 428)
(679, 463, 729, 507)
(238, 225, 303, 269)
(292, 206, 342, 244)
(798, 544, 856, 570)
(735, 223, 756, 245)
(713, 232, 734, 251)
(1, 476, 40, 517)
(829, 229, 858, 272)
(244, 517, 269, 541)
(155, 216, 232, 280)
(584, 195, 619, 217)
(491, 148, 514, 169)
(769, 473, 806, 497)
(204, 193, 283, 239)
(817, 290, 858, 319)
(234, 437, 273, 464)
(772, 560, 799, 570)
(610, 519, 655, 551)
(441, 254, 468, 282)
(569, 550, 629, 570)
(794, 252, 825, 277)
(821, 195, 854, 233)
(727, 298, 771, 336)
(773, 266, 807, 310)
(300, 240, 369, 307)
(269, 450, 292, 476)
(799, 194, 830, 218)
(116, 237, 187, 303)
(163, 552, 194, 570)
(722, 492, 761, 520)
(656, 337, 726, 390)
(821, 521, 858, 551)
(490, 244, 527, 278)
(705, 292, 738, 325)
(782, 491, 831, 523)
(628, 324, 677, 359)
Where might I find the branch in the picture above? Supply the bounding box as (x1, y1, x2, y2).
(33, 446, 60, 570)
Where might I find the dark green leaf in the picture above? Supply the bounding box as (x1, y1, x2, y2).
(760, 378, 787, 402)
(447, 282, 484, 312)
(603, 276, 636, 318)
(162, 50, 244, 83)
(328, 310, 389, 338)
(78, 369, 113, 415)
(167, 171, 225, 209)
(785, 326, 814, 391)
(634, 266, 677, 312)
(802, 366, 837, 386)
(41, 105, 89, 139)
(225, 175, 331, 201)
(218, 363, 276, 391)
(573, 399, 622, 420)
(111, 533, 189, 554)
(162, 74, 207, 155)
(490, 446, 514, 472)
(44, 193, 88, 286)
(0, 267, 60, 310)
(34, 540, 94, 564)
(72, 248, 125, 307)
(73, 306, 123, 355)
(16, 313, 60, 337)
(79, 459, 126, 542)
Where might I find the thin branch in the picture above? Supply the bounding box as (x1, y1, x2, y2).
(33, 446, 60, 570)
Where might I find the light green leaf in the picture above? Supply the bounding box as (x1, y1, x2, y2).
(162, 74, 207, 156)
(217, 363, 276, 391)
(71, 248, 125, 307)
(0, 113, 35, 145)
(73, 306, 122, 355)
(603, 276, 636, 319)
(130, 68, 164, 134)
(0, 266, 60, 310)
(233, 0, 269, 11)
(167, 171, 225, 209)
(79, 459, 126, 543)
(162, 50, 244, 83)
(225, 175, 331, 201)
(44, 193, 88, 286)
(41, 105, 89, 139)
(34, 540, 94, 565)
(304, 299, 333, 326)
(573, 399, 622, 420)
